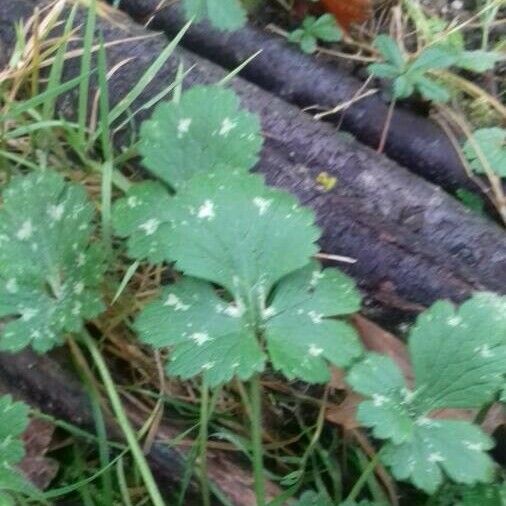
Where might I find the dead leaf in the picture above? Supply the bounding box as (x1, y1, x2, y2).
(18, 418, 59, 490)
(319, 0, 372, 30)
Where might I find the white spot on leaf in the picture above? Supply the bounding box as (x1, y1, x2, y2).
(21, 308, 38, 321)
(465, 441, 484, 452)
(47, 204, 64, 221)
(372, 394, 388, 407)
(447, 315, 462, 327)
(6, 278, 18, 294)
(474, 344, 493, 358)
(197, 200, 215, 220)
(74, 282, 84, 295)
(139, 218, 160, 236)
(308, 310, 323, 324)
(219, 117, 237, 137)
(253, 197, 272, 216)
(177, 118, 192, 138)
(310, 270, 324, 287)
(72, 302, 82, 316)
(127, 196, 140, 208)
(190, 332, 211, 346)
(308, 344, 323, 357)
(16, 220, 33, 240)
(164, 293, 190, 311)
(224, 300, 245, 318)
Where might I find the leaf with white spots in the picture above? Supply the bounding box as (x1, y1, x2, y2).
(382, 420, 495, 494)
(265, 262, 362, 383)
(112, 181, 173, 263)
(0, 395, 30, 489)
(131, 171, 363, 385)
(347, 354, 414, 444)
(0, 172, 106, 352)
(139, 86, 262, 189)
(409, 293, 506, 411)
(347, 292, 506, 493)
(136, 278, 265, 387)
(162, 168, 320, 306)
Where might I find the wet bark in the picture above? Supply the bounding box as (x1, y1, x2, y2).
(113, 0, 498, 195)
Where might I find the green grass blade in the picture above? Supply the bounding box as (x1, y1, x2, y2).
(98, 35, 114, 255)
(106, 20, 192, 127)
(78, 0, 97, 146)
(4, 74, 90, 120)
(41, 4, 78, 121)
(217, 49, 262, 86)
(82, 332, 166, 506)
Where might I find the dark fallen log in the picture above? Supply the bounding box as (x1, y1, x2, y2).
(1, 0, 506, 314)
(113, 0, 493, 196)
(0, 350, 279, 505)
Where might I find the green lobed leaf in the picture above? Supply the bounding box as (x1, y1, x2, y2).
(300, 34, 318, 54)
(0, 172, 106, 352)
(393, 75, 415, 99)
(347, 293, 506, 493)
(112, 181, 173, 263)
(136, 262, 362, 386)
(289, 14, 341, 54)
(382, 420, 495, 494)
(455, 51, 501, 73)
(347, 354, 414, 444)
(183, 0, 247, 30)
(368, 63, 401, 80)
(159, 168, 320, 306)
(309, 14, 342, 42)
(265, 262, 362, 383)
(415, 76, 450, 103)
(136, 278, 265, 387)
(0, 395, 29, 468)
(463, 128, 506, 178)
(410, 293, 506, 411)
(409, 45, 458, 72)
(139, 85, 262, 189)
(373, 35, 405, 69)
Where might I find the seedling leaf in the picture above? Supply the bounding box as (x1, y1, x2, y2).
(183, 0, 247, 30)
(454, 51, 500, 73)
(463, 128, 506, 178)
(289, 15, 342, 54)
(374, 34, 404, 69)
(139, 85, 262, 189)
(0, 172, 106, 352)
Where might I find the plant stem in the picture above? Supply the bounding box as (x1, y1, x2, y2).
(81, 332, 166, 506)
(249, 374, 266, 506)
(345, 449, 383, 503)
(199, 381, 211, 506)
